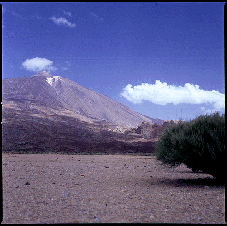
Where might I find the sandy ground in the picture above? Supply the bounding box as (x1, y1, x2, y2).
(2, 153, 225, 224)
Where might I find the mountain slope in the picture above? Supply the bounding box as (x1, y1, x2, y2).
(3, 71, 155, 128)
(2, 71, 164, 154)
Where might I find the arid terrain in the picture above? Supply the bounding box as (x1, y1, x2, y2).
(2, 72, 167, 155)
(2, 153, 225, 224)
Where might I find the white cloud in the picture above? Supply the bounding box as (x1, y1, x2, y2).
(22, 57, 57, 73)
(63, 10, 72, 17)
(121, 80, 225, 112)
(61, 67, 68, 71)
(50, 16, 76, 28)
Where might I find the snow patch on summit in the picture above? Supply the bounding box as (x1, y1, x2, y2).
(46, 77, 53, 85)
(46, 76, 61, 86)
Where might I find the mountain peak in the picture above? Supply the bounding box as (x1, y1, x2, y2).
(32, 71, 53, 77)
(3, 74, 156, 127)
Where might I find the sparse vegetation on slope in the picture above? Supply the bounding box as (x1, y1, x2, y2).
(129, 120, 182, 140)
(2, 103, 156, 155)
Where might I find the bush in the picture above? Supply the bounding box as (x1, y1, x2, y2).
(155, 112, 225, 180)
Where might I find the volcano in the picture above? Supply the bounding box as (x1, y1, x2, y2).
(2, 71, 161, 154)
(3, 71, 155, 127)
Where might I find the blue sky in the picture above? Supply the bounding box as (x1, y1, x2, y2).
(2, 2, 225, 121)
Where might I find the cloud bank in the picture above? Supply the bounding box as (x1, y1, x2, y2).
(22, 57, 57, 73)
(50, 16, 76, 28)
(121, 80, 225, 112)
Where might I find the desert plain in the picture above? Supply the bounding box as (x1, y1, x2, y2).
(2, 153, 225, 224)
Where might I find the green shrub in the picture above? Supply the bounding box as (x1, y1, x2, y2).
(155, 112, 225, 180)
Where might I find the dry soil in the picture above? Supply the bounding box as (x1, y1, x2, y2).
(2, 153, 225, 223)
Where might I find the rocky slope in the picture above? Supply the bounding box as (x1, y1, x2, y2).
(3, 71, 155, 128)
(2, 71, 165, 154)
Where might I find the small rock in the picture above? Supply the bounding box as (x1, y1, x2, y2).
(25, 182, 30, 185)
